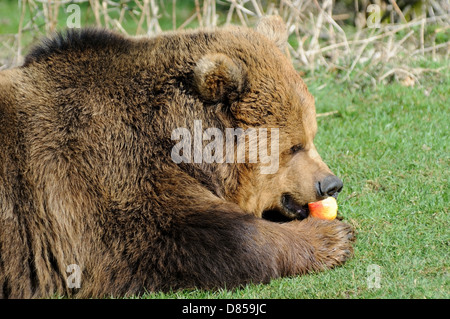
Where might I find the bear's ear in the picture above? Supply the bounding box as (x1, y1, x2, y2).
(255, 15, 289, 55)
(194, 53, 245, 103)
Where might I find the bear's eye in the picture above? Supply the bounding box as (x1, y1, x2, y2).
(290, 144, 304, 154)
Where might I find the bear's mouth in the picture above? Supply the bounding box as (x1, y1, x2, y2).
(262, 194, 309, 222)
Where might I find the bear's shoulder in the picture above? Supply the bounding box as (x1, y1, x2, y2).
(23, 28, 130, 66)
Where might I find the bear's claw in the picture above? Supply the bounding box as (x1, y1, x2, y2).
(307, 218, 355, 269)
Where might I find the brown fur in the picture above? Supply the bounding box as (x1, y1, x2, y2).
(0, 17, 354, 298)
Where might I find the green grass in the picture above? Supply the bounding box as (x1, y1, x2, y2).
(305, 60, 449, 298)
(138, 59, 449, 299)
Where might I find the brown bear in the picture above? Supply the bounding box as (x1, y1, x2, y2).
(0, 16, 354, 298)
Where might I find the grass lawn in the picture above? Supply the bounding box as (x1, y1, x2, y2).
(141, 60, 449, 299)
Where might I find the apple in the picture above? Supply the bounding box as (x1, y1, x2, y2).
(308, 197, 338, 220)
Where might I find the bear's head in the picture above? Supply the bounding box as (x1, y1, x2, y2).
(190, 16, 343, 221)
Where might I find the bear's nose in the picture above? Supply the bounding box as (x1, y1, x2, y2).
(316, 175, 343, 198)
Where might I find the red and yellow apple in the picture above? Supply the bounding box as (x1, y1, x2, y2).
(308, 197, 338, 220)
